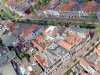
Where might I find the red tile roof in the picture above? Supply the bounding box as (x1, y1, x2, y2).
(65, 34, 82, 45)
(95, 61, 100, 66)
(7, 0, 17, 6)
(29, 71, 35, 75)
(80, 58, 91, 67)
(35, 34, 44, 43)
(68, 1, 76, 7)
(55, 1, 76, 12)
(10, 24, 16, 30)
(23, 25, 37, 37)
(97, 44, 100, 50)
(94, 71, 100, 75)
(88, 1, 95, 6)
(31, 2, 36, 6)
(82, 6, 89, 12)
(82, 1, 96, 12)
(32, 40, 45, 51)
(34, 54, 45, 65)
(3, 22, 15, 29)
(94, 48, 100, 57)
(59, 40, 73, 50)
(55, 3, 69, 11)
(59, 34, 82, 50)
(80, 70, 85, 75)
(39, 5, 49, 11)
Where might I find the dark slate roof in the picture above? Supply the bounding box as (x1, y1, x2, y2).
(2, 33, 18, 46)
(72, 27, 89, 33)
(0, 47, 8, 56)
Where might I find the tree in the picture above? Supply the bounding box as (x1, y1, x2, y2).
(84, 0, 92, 2)
(88, 12, 96, 21)
(27, 19, 31, 23)
(80, 21, 87, 28)
(19, 52, 30, 60)
(0, 38, 3, 47)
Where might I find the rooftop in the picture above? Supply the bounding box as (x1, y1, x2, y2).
(23, 24, 38, 37)
(47, 42, 69, 56)
(82, 1, 97, 12)
(29, 71, 35, 75)
(32, 39, 45, 51)
(35, 34, 44, 43)
(34, 54, 45, 65)
(94, 48, 100, 57)
(59, 40, 73, 50)
(80, 58, 91, 67)
(0, 47, 8, 57)
(1, 32, 19, 46)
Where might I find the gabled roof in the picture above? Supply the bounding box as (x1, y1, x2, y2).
(94, 71, 100, 75)
(82, 1, 97, 12)
(23, 25, 37, 37)
(35, 34, 44, 43)
(38, 5, 49, 11)
(97, 44, 100, 50)
(55, 3, 69, 11)
(94, 48, 100, 57)
(65, 34, 82, 45)
(59, 40, 73, 50)
(80, 70, 85, 75)
(29, 71, 35, 75)
(34, 54, 45, 65)
(7, 0, 17, 6)
(55, 1, 76, 12)
(32, 40, 45, 51)
(68, 0, 76, 7)
(80, 58, 91, 67)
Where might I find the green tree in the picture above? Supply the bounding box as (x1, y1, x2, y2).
(80, 21, 87, 28)
(19, 52, 30, 60)
(0, 38, 3, 47)
(88, 12, 96, 21)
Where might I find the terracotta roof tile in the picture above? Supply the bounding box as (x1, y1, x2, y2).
(35, 34, 44, 43)
(68, 1, 76, 7)
(94, 71, 100, 75)
(80, 58, 91, 67)
(82, 1, 96, 12)
(55, 4, 69, 11)
(29, 71, 35, 75)
(80, 70, 85, 75)
(34, 54, 45, 65)
(94, 48, 100, 57)
(7, 0, 17, 6)
(97, 44, 100, 50)
(65, 34, 82, 45)
(39, 5, 49, 11)
(95, 61, 100, 66)
(32, 40, 45, 51)
(23, 25, 37, 37)
(59, 40, 73, 50)
(55, 1, 76, 12)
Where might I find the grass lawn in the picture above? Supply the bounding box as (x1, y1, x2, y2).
(3, 6, 14, 15)
(0, 11, 5, 17)
(1, 0, 8, 3)
(95, 22, 100, 30)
